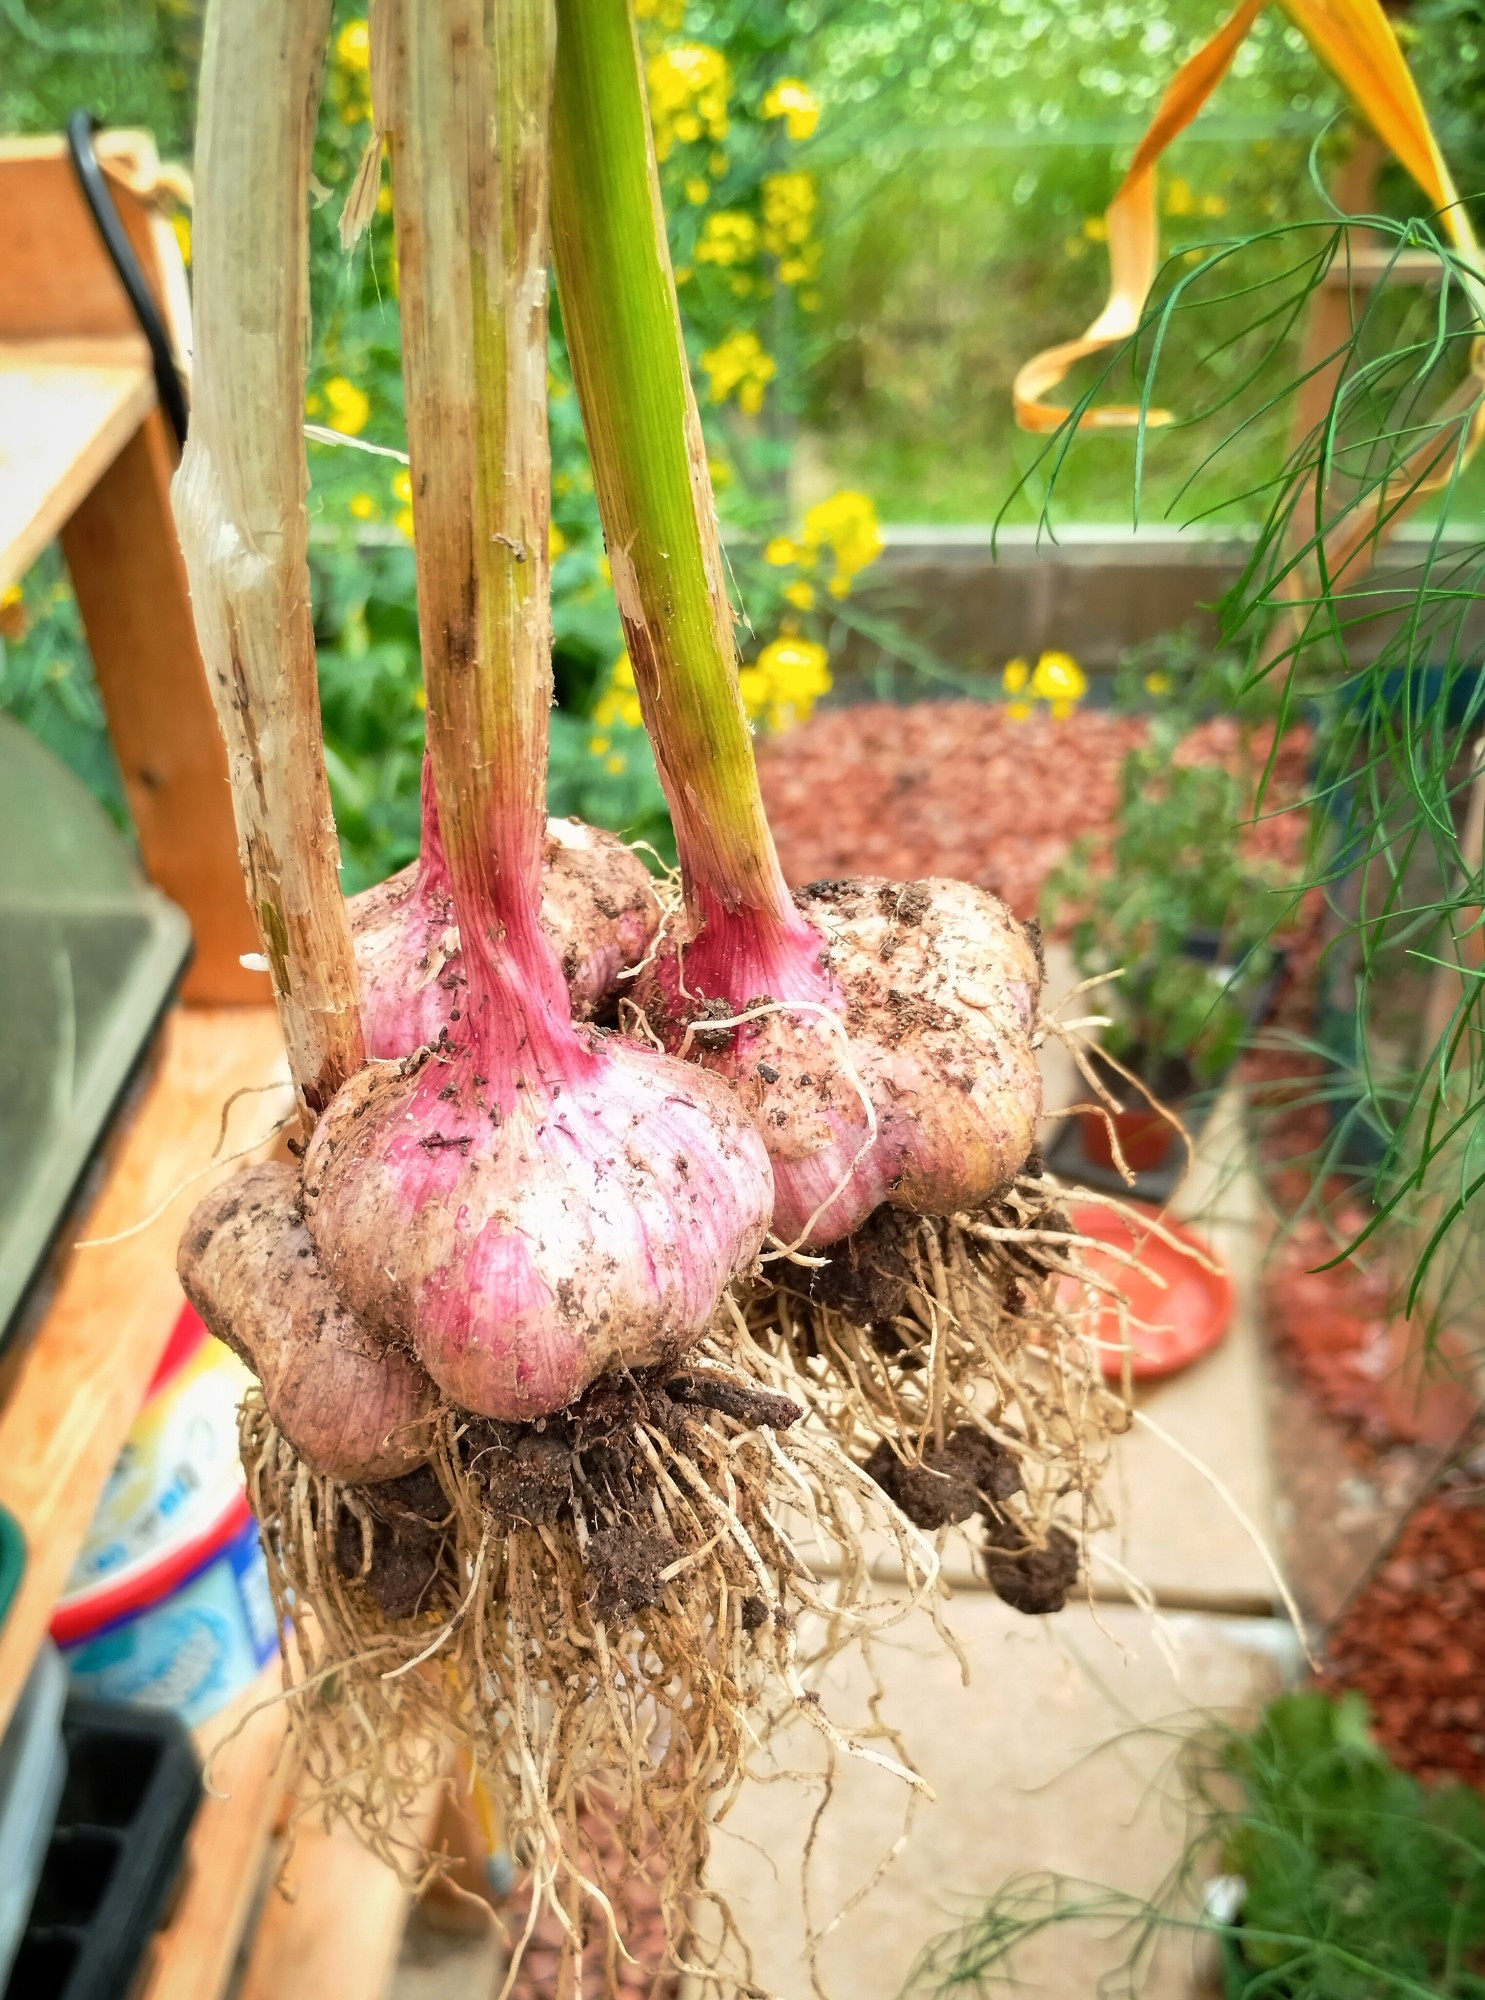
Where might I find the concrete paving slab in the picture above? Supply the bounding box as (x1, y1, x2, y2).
(696, 1594, 1300, 2000)
(388, 1903, 500, 2000)
(1029, 960, 1281, 1613)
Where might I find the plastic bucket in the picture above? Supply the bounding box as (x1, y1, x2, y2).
(50, 1304, 278, 1726)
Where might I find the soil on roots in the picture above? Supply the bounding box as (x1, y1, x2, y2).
(743, 1171, 1127, 1615)
(243, 1335, 939, 1997)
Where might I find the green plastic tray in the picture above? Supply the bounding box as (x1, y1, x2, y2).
(0, 1503, 22, 1631)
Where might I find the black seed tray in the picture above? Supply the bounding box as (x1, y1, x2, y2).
(3, 1698, 201, 2000)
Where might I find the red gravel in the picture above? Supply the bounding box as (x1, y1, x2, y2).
(501, 1810, 677, 1999)
(1263, 1211, 1479, 1451)
(757, 701, 1311, 920)
(1321, 1473, 1485, 1787)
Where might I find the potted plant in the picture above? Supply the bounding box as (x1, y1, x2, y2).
(1043, 710, 1283, 1177)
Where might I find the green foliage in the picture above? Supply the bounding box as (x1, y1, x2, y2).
(1043, 675, 1283, 1087)
(1219, 1692, 1485, 1995)
(902, 1692, 1485, 2000)
(0, 550, 127, 830)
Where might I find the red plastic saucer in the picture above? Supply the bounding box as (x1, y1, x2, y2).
(1060, 1201, 1235, 1382)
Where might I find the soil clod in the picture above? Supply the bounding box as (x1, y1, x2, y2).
(586, 1521, 683, 1621)
(334, 1465, 451, 1621)
(666, 1372, 801, 1431)
(981, 1519, 1080, 1615)
(864, 1428, 1022, 1529)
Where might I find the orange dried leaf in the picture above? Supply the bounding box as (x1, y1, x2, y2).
(1014, 0, 1477, 435)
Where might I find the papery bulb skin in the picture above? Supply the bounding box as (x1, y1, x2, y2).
(633, 876, 1043, 1246)
(178, 1161, 439, 1482)
(299, 1032, 774, 1422)
(350, 813, 659, 1057)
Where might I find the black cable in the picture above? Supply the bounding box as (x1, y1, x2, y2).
(65, 110, 190, 452)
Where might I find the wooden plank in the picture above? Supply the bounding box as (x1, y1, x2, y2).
(236, 1782, 445, 2000)
(0, 1005, 289, 1738)
(0, 340, 154, 592)
(141, 1668, 292, 2000)
(61, 409, 270, 1005)
(1320, 245, 1447, 289)
(0, 136, 182, 346)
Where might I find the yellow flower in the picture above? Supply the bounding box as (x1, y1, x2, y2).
(700, 330, 776, 411)
(1202, 192, 1229, 217)
(743, 636, 831, 732)
(170, 211, 192, 265)
(392, 469, 414, 540)
(324, 375, 370, 436)
(548, 523, 567, 559)
(784, 580, 816, 611)
(1006, 700, 1032, 723)
(647, 46, 729, 161)
(709, 152, 729, 176)
(1145, 670, 1171, 696)
(592, 654, 644, 733)
(777, 245, 820, 286)
(695, 210, 757, 267)
(708, 456, 732, 490)
(336, 18, 370, 71)
(761, 78, 820, 142)
(589, 735, 611, 755)
(605, 754, 627, 775)
(729, 275, 755, 299)
(377, 182, 393, 215)
(764, 536, 800, 567)
(800, 490, 882, 597)
(414, 686, 427, 711)
(349, 492, 376, 521)
(761, 171, 816, 256)
(685, 177, 710, 206)
(304, 391, 323, 416)
(634, 0, 686, 24)
(1002, 657, 1030, 695)
(1082, 215, 1108, 243)
(675, 264, 693, 285)
(800, 289, 821, 312)
(1031, 650, 1086, 706)
(738, 665, 768, 717)
(1164, 174, 1195, 218)
(599, 554, 612, 583)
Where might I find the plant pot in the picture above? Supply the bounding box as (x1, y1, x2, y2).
(1078, 1104, 1178, 1174)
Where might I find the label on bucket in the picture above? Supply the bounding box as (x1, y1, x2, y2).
(64, 1317, 253, 1601)
(59, 1508, 278, 1728)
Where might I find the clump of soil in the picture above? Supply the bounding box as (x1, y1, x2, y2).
(863, 1428, 1022, 1530)
(331, 1366, 803, 1632)
(980, 1519, 1081, 1616)
(796, 1204, 923, 1331)
(1320, 1468, 1485, 1788)
(334, 1463, 451, 1621)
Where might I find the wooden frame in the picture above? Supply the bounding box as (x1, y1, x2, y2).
(0, 133, 267, 1004)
